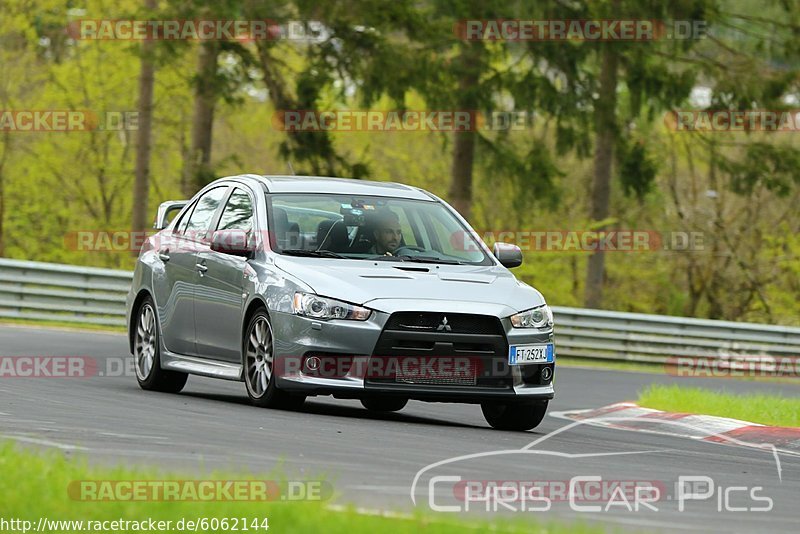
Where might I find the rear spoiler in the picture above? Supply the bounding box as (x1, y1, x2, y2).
(154, 200, 188, 230)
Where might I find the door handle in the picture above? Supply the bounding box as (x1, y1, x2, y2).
(196, 263, 208, 273)
(158, 250, 170, 262)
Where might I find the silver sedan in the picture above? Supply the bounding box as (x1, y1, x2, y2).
(126, 175, 555, 430)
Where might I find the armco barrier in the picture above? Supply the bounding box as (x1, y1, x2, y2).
(0, 258, 131, 326)
(0, 258, 798, 365)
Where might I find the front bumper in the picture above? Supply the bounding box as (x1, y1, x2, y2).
(270, 302, 555, 403)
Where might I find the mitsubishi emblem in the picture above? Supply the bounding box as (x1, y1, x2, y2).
(437, 316, 452, 332)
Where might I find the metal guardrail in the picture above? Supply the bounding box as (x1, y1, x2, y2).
(0, 258, 131, 327)
(1, 258, 798, 366)
(553, 307, 800, 366)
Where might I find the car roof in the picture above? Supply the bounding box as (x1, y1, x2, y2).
(228, 174, 436, 201)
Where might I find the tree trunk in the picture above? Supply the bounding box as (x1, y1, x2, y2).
(449, 131, 476, 219)
(0, 132, 7, 257)
(131, 0, 156, 254)
(183, 41, 219, 196)
(584, 42, 619, 309)
(448, 43, 481, 220)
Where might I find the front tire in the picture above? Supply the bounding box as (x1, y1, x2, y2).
(133, 297, 188, 393)
(360, 397, 408, 412)
(481, 401, 548, 431)
(243, 309, 305, 410)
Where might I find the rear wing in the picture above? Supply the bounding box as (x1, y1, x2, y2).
(154, 200, 188, 230)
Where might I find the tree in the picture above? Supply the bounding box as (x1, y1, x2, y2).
(571, 0, 711, 308)
(183, 40, 220, 195)
(131, 0, 157, 247)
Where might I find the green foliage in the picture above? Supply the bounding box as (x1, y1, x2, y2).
(720, 142, 800, 197)
(617, 137, 659, 200)
(0, 0, 798, 324)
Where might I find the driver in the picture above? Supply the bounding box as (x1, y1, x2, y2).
(370, 209, 402, 255)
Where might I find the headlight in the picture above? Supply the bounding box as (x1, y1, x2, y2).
(510, 305, 553, 328)
(292, 292, 371, 321)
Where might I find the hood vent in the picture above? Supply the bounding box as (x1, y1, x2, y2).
(392, 266, 430, 273)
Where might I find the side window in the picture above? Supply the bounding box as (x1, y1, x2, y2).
(173, 201, 197, 235)
(216, 188, 254, 234)
(184, 187, 228, 241)
(395, 208, 418, 247)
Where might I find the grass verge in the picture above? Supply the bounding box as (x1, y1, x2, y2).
(557, 357, 664, 374)
(637, 384, 800, 427)
(0, 443, 612, 533)
(0, 317, 125, 334)
(558, 357, 800, 385)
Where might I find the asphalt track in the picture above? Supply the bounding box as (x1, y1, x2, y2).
(1, 324, 799, 532)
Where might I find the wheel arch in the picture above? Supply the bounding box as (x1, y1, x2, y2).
(128, 289, 154, 353)
(241, 297, 270, 366)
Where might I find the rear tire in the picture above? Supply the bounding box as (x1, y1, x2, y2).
(243, 309, 306, 410)
(360, 397, 408, 412)
(481, 400, 548, 431)
(133, 297, 188, 393)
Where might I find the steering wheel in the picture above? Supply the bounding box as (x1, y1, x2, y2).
(392, 245, 427, 256)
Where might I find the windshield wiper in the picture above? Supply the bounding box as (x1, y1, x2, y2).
(281, 249, 350, 259)
(396, 255, 464, 265)
(366, 254, 464, 265)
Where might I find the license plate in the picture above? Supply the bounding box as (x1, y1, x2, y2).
(509, 343, 554, 365)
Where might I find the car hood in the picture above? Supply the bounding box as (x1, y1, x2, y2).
(273, 256, 545, 314)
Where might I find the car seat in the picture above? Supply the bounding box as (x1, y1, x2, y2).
(272, 207, 301, 249)
(315, 219, 350, 252)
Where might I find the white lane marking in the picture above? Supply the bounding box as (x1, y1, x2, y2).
(594, 515, 710, 531)
(98, 432, 169, 441)
(0, 423, 168, 442)
(326, 504, 413, 520)
(84, 449, 232, 462)
(0, 323, 122, 336)
(0, 433, 89, 451)
(347, 485, 410, 494)
(1, 419, 57, 425)
(326, 505, 496, 531)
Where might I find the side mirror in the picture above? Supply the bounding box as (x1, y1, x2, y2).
(210, 230, 255, 258)
(492, 242, 523, 268)
(154, 200, 188, 230)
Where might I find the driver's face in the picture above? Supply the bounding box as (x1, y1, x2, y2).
(375, 221, 402, 253)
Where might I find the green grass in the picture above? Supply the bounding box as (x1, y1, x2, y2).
(0, 317, 125, 334)
(557, 357, 665, 374)
(0, 443, 615, 533)
(637, 384, 800, 427)
(558, 357, 800, 384)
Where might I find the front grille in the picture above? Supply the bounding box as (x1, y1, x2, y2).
(395, 356, 478, 386)
(366, 311, 510, 389)
(384, 312, 503, 335)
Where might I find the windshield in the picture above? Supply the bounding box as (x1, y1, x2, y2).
(266, 193, 492, 265)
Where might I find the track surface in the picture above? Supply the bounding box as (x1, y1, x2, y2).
(2, 325, 799, 532)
